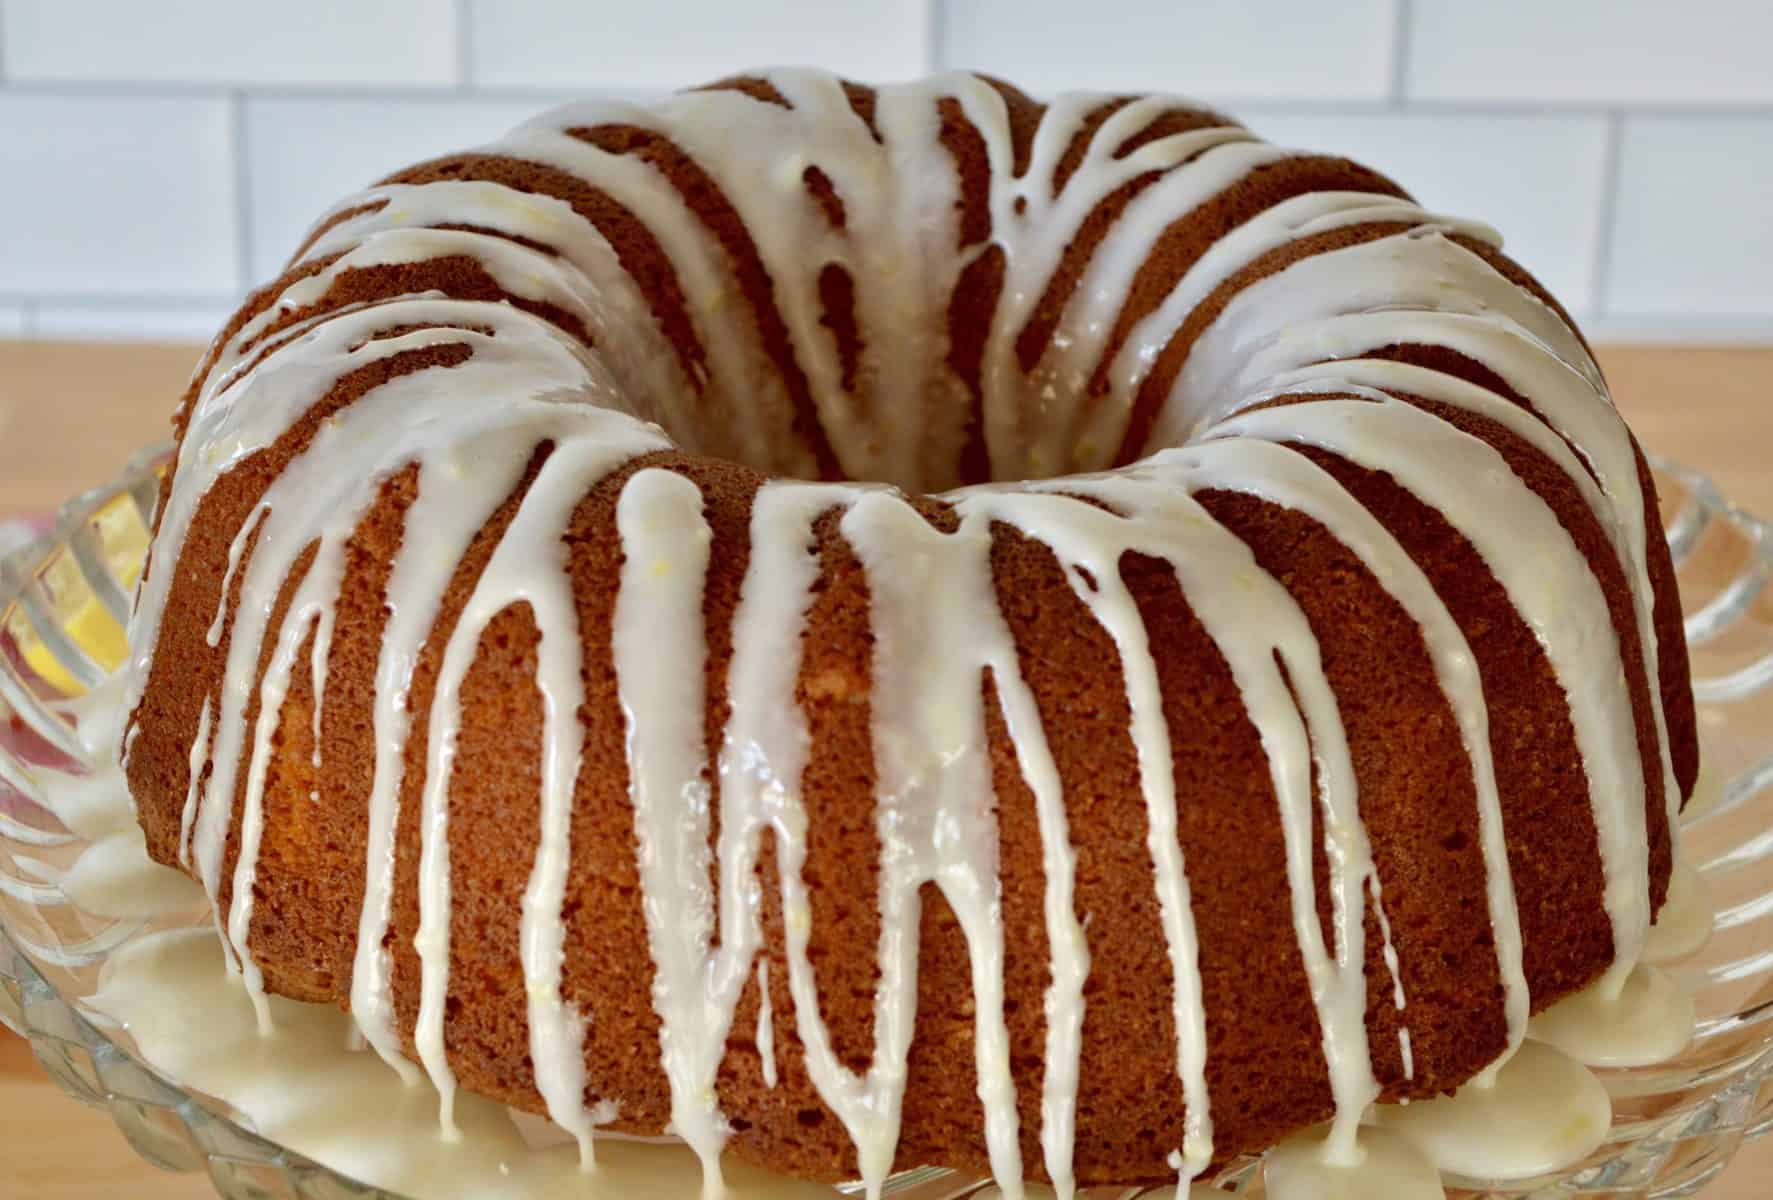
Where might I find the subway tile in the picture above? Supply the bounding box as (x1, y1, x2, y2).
(1247, 110, 1609, 312)
(0, 305, 28, 339)
(244, 97, 542, 282)
(939, 0, 1396, 99)
(30, 299, 239, 342)
(0, 94, 238, 296)
(1, 0, 458, 87)
(1606, 116, 1773, 317)
(1407, 0, 1773, 104)
(468, 0, 930, 89)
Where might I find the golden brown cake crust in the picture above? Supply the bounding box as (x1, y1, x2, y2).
(123, 72, 1699, 1187)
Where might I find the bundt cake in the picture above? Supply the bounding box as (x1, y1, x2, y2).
(118, 69, 1698, 1196)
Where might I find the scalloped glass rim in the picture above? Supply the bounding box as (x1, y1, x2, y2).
(1, 445, 1771, 1200)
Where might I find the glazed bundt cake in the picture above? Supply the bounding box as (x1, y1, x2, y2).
(119, 70, 1697, 1195)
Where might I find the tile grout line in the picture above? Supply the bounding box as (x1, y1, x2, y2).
(230, 89, 255, 293)
(24, 277, 1762, 327)
(1, 76, 1772, 118)
(1387, 0, 1412, 107)
(0, 77, 662, 104)
(453, 0, 473, 90)
(0, 290, 244, 306)
(1232, 97, 1722, 118)
(1589, 109, 1625, 319)
(924, 0, 945, 73)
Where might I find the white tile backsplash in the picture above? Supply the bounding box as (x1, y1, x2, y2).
(468, 0, 930, 90)
(1607, 116, 1773, 317)
(939, 0, 1397, 99)
(1407, 0, 1773, 104)
(244, 97, 543, 283)
(1, 0, 459, 88)
(1247, 111, 1610, 311)
(0, 94, 238, 296)
(0, 2, 1767, 341)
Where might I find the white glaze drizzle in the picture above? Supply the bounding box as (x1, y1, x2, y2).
(1264, 1124, 1442, 1200)
(755, 959, 777, 1089)
(1644, 858, 1714, 963)
(1528, 963, 1695, 1068)
(1370, 876, 1410, 1059)
(1166, 231, 1676, 993)
(612, 468, 730, 1189)
(117, 69, 1695, 1199)
(70, 730, 1702, 1199)
(1374, 1039, 1611, 1181)
(997, 471, 1378, 1171)
(206, 504, 265, 646)
(1214, 392, 1651, 993)
(349, 422, 539, 1086)
(1168, 436, 1526, 1062)
(176, 697, 210, 868)
(839, 493, 1026, 1197)
(422, 426, 668, 1153)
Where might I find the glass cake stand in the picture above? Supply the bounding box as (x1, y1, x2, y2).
(2, 445, 1771, 1200)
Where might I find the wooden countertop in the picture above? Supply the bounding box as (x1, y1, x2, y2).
(0, 340, 1769, 1198)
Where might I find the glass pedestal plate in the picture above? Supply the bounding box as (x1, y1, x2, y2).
(2, 447, 1771, 1199)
